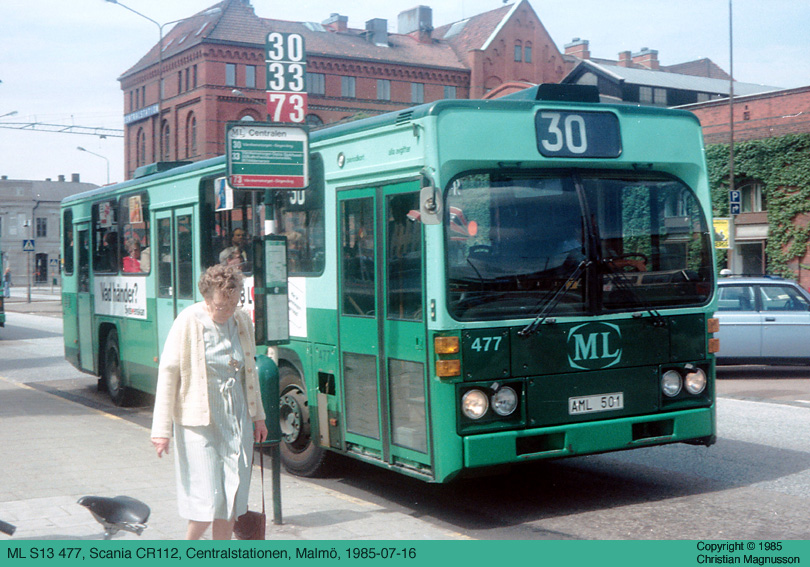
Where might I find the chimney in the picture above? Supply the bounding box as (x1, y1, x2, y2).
(632, 47, 659, 70)
(322, 13, 348, 33)
(617, 50, 632, 67)
(58, 175, 65, 182)
(398, 6, 433, 43)
(366, 18, 388, 46)
(564, 38, 590, 60)
(72, 173, 81, 183)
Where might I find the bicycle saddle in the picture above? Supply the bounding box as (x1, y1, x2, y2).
(77, 495, 150, 539)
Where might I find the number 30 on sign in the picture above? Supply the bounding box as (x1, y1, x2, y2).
(267, 92, 308, 124)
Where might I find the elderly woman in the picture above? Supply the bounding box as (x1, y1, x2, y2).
(151, 264, 268, 540)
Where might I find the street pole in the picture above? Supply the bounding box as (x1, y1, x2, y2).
(25, 220, 31, 303)
(77, 146, 110, 185)
(106, 2, 220, 164)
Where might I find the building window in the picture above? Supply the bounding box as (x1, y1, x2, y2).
(653, 88, 667, 105)
(36, 218, 47, 238)
(377, 79, 391, 101)
(136, 128, 146, 168)
(141, 86, 146, 107)
(411, 83, 424, 104)
(177, 70, 183, 94)
(130, 91, 135, 111)
(514, 42, 522, 62)
(185, 68, 190, 92)
(444, 85, 456, 99)
(639, 86, 652, 104)
(341, 76, 356, 98)
(246, 65, 256, 89)
(307, 73, 325, 95)
(162, 121, 171, 161)
(740, 182, 767, 213)
(525, 44, 533, 63)
(226, 63, 236, 87)
(186, 114, 197, 157)
(192, 65, 198, 89)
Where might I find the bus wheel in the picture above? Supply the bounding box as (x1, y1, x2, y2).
(278, 364, 329, 477)
(103, 330, 130, 407)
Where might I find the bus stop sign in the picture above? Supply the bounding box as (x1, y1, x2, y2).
(226, 121, 308, 190)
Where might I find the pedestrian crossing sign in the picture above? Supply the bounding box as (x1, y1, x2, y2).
(22, 239, 35, 251)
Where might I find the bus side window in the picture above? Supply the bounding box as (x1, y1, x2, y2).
(92, 200, 118, 274)
(63, 210, 74, 275)
(119, 193, 151, 274)
(157, 217, 173, 297)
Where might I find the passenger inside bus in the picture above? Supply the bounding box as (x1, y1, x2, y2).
(122, 238, 142, 272)
(218, 228, 251, 272)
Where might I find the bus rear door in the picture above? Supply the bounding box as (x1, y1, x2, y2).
(337, 183, 430, 473)
(156, 207, 196, 351)
(76, 225, 95, 373)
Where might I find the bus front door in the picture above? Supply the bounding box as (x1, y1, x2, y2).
(338, 184, 430, 473)
(76, 226, 95, 373)
(155, 208, 196, 352)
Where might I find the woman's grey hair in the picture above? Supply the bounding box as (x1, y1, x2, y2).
(198, 264, 244, 299)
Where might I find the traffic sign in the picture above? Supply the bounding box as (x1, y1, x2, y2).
(226, 122, 309, 190)
(729, 189, 741, 204)
(22, 239, 35, 252)
(730, 203, 741, 215)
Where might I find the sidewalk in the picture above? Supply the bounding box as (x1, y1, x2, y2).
(0, 377, 465, 540)
(3, 285, 63, 317)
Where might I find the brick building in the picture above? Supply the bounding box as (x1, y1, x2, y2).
(117, 0, 565, 179)
(683, 87, 810, 280)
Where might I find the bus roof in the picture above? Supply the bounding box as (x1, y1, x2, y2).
(61, 155, 226, 205)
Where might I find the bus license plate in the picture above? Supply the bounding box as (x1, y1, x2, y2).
(568, 392, 624, 415)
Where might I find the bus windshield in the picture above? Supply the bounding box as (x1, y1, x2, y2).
(446, 172, 713, 320)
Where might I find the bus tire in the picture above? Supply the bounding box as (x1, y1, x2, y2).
(103, 330, 130, 407)
(278, 364, 330, 477)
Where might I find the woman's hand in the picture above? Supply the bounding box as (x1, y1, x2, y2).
(253, 420, 269, 444)
(152, 437, 170, 458)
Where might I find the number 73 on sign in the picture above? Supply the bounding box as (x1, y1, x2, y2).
(267, 92, 308, 123)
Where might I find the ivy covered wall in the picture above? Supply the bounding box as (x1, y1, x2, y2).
(705, 133, 810, 279)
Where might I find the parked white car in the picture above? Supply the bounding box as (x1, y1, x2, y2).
(715, 276, 810, 365)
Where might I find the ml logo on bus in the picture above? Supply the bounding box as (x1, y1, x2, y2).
(567, 322, 622, 370)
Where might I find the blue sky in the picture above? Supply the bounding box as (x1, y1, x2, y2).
(1, 0, 807, 187)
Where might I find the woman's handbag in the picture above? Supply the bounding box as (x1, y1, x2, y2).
(233, 449, 266, 540)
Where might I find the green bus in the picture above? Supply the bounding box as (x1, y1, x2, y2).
(62, 85, 719, 482)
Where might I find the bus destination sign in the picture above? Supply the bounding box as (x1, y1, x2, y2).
(226, 121, 309, 190)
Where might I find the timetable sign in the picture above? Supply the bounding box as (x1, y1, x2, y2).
(265, 32, 307, 124)
(226, 122, 309, 190)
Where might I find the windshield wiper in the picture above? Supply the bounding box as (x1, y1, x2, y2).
(600, 261, 666, 327)
(518, 259, 590, 337)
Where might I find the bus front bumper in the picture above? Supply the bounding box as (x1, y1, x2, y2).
(462, 408, 715, 469)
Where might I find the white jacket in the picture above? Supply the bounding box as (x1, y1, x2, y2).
(151, 302, 266, 439)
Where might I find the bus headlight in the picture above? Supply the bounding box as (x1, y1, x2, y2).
(462, 389, 489, 420)
(684, 368, 707, 395)
(661, 370, 682, 397)
(491, 386, 518, 416)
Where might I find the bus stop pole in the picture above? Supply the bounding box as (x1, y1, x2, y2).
(271, 444, 282, 524)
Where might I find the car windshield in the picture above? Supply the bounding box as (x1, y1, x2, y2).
(445, 172, 714, 320)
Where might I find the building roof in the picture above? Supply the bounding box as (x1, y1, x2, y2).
(566, 59, 782, 96)
(120, 0, 468, 81)
(433, 3, 514, 66)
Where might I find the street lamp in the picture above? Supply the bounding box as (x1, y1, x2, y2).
(105, 1, 220, 162)
(0, 110, 18, 119)
(77, 146, 110, 185)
